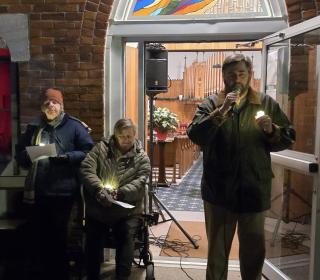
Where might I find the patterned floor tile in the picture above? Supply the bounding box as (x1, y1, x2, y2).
(155, 155, 203, 212)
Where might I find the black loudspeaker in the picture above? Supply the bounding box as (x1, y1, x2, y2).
(145, 44, 168, 93)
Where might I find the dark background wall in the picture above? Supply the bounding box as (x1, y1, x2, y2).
(0, 0, 319, 141)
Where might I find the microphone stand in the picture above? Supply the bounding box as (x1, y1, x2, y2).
(147, 90, 198, 249)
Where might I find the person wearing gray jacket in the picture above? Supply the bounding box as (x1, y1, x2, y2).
(80, 118, 151, 280)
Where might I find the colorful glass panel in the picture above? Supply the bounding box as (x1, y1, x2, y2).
(132, 0, 266, 17)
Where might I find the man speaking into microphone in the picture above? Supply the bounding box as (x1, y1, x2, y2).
(187, 54, 295, 280)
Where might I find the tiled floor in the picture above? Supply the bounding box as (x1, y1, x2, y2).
(154, 161, 203, 212)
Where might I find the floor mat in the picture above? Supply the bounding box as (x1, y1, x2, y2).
(160, 221, 309, 259)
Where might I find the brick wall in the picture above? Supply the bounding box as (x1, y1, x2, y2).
(0, 0, 319, 141)
(0, 0, 114, 141)
(286, 0, 320, 26)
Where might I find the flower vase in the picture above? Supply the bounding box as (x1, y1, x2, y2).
(156, 129, 168, 141)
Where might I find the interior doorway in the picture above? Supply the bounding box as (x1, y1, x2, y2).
(106, 1, 292, 278)
(124, 41, 265, 265)
(125, 41, 263, 186)
(121, 37, 319, 280)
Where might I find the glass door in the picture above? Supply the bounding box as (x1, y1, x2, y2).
(261, 17, 320, 280)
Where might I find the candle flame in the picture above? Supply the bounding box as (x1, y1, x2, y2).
(255, 110, 265, 119)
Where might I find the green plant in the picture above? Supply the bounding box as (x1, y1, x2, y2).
(152, 107, 179, 132)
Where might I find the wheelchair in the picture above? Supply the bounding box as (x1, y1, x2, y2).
(68, 187, 158, 280)
(103, 212, 158, 280)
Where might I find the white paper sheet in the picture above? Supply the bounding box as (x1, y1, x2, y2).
(26, 144, 57, 162)
(113, 200, 135, 209)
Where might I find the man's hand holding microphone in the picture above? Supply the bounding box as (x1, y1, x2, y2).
(218, 85, 242, 115)
(216, 84, 274, 135)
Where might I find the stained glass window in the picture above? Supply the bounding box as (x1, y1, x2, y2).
(129, 0, 271, 18)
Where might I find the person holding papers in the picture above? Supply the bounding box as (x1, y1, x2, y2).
(15, 88, 93, 280)
(80, 118, 151, 280)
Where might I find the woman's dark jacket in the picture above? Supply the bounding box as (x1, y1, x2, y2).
(187, 88, 295, 212)
(15, 113, 94, 199)
(80, 137, 151, 224)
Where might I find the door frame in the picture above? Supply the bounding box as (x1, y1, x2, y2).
(105, 1, 289, 140)
(261, 15, 320, 280)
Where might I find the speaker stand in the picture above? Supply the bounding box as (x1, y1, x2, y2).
(147, 92, 198, 249)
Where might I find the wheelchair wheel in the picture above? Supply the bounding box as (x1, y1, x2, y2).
(143, 250, 153, 266)
(145, 262, 155, 280)
(133, 247, 153, 267)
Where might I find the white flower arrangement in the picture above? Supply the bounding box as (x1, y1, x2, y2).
(152, 107, 179, 132)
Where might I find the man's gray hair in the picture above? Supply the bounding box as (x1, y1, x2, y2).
(222, 54, 252, 72)
(114, 118, 137, 135)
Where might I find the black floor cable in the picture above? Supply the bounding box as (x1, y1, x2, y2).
(149, 228, 202, 280)
(280, 222, 309, 249)
(179, 255, 194, 280)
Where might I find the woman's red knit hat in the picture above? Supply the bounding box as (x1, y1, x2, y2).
(44, 88, 63, 105)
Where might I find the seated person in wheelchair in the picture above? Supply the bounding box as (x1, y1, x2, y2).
(80, 118, 151, 280)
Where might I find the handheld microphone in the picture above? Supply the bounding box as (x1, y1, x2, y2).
(231, 85, 242, 112)
(232, 85, 242, 96)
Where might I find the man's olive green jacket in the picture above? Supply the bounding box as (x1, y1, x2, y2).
(80, 136, 151, 223)
(187, 88, 295, 212)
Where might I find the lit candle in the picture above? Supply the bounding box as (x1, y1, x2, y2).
(103, 184, 114, 191)
(255, 110, 265, 119)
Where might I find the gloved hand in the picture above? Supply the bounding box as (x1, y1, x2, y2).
(96, 188, 114, 207)
(114, 189, 124, 201)
(49, 154, 69, 164)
